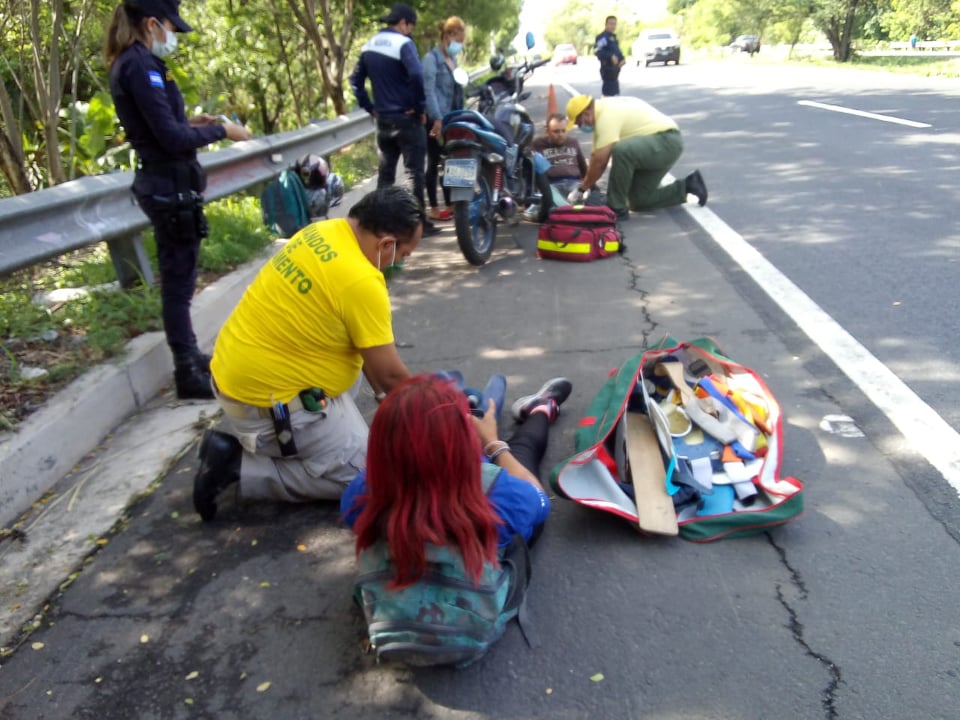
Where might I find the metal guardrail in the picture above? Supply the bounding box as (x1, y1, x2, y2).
(0, 109, 376, 285)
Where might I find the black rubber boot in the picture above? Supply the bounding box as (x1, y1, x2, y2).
(193, 430, 242, 521)
(684, 170, 708, 207)
(174, 354, 214, 400)
(192, 349, 212, 373)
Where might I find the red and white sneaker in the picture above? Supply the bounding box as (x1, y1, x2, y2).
(511, 377, 572, 423)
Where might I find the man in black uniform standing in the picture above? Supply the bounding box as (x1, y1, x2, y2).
(106, 0, 251, 398)
(350, 3, 440, 236)
(594, 15, 625, 97)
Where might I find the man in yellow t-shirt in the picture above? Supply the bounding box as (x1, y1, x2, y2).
(563, 94, 708, 220)
(192, 187, 423, 521)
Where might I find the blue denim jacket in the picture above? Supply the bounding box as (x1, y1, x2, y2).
(422, 46, 464, 124)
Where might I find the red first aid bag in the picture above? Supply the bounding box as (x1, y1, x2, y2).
(536, 205, 624, 262)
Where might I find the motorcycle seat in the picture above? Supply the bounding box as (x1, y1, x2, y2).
(444, 120, 509, 156)
(442, 109, 495, 132)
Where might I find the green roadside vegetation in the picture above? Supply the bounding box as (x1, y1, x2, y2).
(801, 52, 960, 77)
(0, 136, 378, 430)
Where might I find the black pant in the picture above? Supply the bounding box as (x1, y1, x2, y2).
(376, 115, 427, 212)
(425, 134, 451, 209)
(137, 194, 202, 359)
(506, 413, 550, 481)
(505, 412, 550, 548)
(600, 64, 621, 97)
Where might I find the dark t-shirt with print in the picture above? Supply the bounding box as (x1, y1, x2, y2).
(532, 136, 588, 180)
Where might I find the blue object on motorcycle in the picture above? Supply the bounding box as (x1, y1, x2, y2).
(525, 32, 535, 50)
(443, 109, 495, 132)
(533, 151, 551, 175)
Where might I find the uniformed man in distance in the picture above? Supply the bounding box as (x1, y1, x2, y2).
(350, 3, 441, 237)
(192, 187, 422, 521)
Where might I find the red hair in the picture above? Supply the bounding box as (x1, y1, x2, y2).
(353, 374, 501, 588)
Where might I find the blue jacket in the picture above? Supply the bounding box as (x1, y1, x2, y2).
(421, 46, 464, 124)
(594, 30, 623, 66)
(350, 28, 426, 118)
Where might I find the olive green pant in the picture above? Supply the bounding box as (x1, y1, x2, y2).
(607, 129, 686, 211)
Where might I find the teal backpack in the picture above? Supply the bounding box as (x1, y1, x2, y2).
(353, 464, 531, 668)
(260, 169, 310, 237)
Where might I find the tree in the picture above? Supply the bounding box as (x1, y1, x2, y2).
(812, 0, 868, 59)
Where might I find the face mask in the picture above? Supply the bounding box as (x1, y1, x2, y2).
(378, 242, 405, 282)
(447, 41, 463, 57)
(580, 124, 594, 134)
(150, 21, 178, 59)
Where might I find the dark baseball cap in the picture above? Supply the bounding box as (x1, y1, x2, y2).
(124, 0, 194, 32)
(380, 3, 417, 25)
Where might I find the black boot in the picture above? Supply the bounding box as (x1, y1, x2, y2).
(174, 354, 214, 400)
(685, 170, 708, 207)
(192, 349, 212, 373)
(193, 430, 242, 522)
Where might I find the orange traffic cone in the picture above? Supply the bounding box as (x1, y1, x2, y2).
(546, 83, 558, 116)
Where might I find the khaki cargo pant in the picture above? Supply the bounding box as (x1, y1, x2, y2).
(216, 379, 367, 502)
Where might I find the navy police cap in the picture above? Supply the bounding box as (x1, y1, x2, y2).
(124, 0, 194, 32)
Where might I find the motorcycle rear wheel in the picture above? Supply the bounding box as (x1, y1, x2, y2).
(453, 176, 496, 266)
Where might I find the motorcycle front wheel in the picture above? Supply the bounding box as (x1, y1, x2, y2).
(453, 176, 497, 266)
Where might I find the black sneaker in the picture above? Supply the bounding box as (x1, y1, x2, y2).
(685, 170, 708, 207)
(193, 430, 242, 522)
(609, 206, 629, 221)
(511, 378, 573, 423)
(422, 221, 443, 237)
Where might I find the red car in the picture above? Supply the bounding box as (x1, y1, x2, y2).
(552, 43, 578, 65)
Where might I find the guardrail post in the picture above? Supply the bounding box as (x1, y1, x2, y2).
(107, 233, 154, 288)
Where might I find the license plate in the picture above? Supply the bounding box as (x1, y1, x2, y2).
(443, 158, 477, 188)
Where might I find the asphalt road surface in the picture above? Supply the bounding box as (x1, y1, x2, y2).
(2, 56, 960, 719)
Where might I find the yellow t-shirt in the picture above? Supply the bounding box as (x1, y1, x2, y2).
(593, 97, 678, 151)
(211, 219, 393, 405)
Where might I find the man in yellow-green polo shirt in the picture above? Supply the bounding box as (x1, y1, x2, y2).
(563, 94, 708, 221)
(192, 187, 423, 521)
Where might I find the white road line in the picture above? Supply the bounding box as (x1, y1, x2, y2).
(798, 100, 931, 128)
(557, 81, 580, 102)
(683, 202, 960, 495)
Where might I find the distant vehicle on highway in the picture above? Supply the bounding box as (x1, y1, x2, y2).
(632, 29, 681, 66)
(730, 34, 761, 55)
(552, 43, 578, 65)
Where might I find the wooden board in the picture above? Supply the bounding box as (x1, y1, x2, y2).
(623, 411, 679, 536)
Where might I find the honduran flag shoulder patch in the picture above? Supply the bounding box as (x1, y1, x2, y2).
(148, 70, 165, 88)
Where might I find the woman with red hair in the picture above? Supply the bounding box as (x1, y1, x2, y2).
(340, 372, 571, 665)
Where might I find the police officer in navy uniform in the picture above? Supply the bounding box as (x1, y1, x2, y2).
(105, 0, 251, 398)
(350, 3, 441, 237)
(594, 15, 625, 97)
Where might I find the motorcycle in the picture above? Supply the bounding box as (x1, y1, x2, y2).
(440, 42, 554, 265)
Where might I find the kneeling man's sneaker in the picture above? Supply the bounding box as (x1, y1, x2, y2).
(193, 430, 242, 522)
(511, 378, 573, 424)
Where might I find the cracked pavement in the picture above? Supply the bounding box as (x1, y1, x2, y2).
(2, 198, 960, 719)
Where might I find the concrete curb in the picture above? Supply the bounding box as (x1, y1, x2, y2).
(0, 244, 277, 530)
(0, 183, 375, 652)
(0, 247, 275, 650)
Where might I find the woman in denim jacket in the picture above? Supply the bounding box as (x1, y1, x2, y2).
(422, 16, 466, 222)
